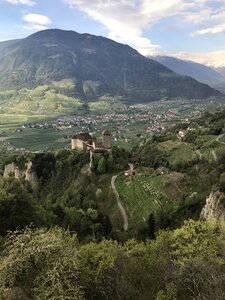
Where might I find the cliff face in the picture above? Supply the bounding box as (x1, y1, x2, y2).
(3, 161, 38, 187)
(3, 162, 26, 179)
(200, 190, 225, 224)
(25, 161, 38, 185)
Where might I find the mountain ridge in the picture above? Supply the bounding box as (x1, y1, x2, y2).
(151, 55, 225, 88)
(0, 29, 222, 102)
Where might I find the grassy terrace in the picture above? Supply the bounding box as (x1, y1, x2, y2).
(115, 168, 211, 229)
(159, 140, 197, 166)
(115, 173, 172, 229)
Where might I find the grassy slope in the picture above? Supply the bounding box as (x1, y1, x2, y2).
(116, 173, 172, 229)
(115, 169, 211, 229)
(115, 138, 222, 229)
(159, 140, 197, 165)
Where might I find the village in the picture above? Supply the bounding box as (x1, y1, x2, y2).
(14, 99, 207, 134)
(0, 98, 223, 152)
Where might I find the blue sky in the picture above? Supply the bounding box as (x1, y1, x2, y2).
(1, 0, 225, 64)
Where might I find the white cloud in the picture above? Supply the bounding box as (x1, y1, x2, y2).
(174, 50, 225, 67)
(22, 13, 51, 25)
(22, 24, 49, 31)
(2, 0, 35, 6)
(191, 24, 225, 36)
(64, 0, 184, 54)
(188, 3, 225, 36)
(63, 0, 225, 53)
(22, 13, 52, 31)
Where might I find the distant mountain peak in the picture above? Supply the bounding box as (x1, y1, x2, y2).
(208, 60, 225, 69)
(151, 55, 225, 89)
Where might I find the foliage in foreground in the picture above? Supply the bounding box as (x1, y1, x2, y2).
(1, 220, 225, 300)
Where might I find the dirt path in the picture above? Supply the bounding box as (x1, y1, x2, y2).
(216, 134, 225, 145)
(111, 175, 128, 231)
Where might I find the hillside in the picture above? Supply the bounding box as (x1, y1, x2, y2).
(1, 107, 225, 238)
(151, 55, 225, 88)
(0, 29, 222, 102)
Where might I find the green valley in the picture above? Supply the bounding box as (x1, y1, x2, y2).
(1, 27, 225, 300)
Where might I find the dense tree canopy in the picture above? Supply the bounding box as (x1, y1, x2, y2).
(1, 220, 225, 300)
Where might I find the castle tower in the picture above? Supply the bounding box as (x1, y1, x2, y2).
(102, 129, 111, 149)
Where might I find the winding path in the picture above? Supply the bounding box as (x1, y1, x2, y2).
(211, 134, 225, 161)
(216, 134, 225, 145)
(111, 175, 128, 231)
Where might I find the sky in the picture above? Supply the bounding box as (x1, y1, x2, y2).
(1, 0, 225, 65)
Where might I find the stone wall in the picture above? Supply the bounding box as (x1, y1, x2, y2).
(71, 138, 86, 151)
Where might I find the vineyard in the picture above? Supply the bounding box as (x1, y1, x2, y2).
(115, 174, 169, 228)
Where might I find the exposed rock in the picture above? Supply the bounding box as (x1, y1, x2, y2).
(25, 161, 38, 187)
(3, 161, 38, 187)
(14, 166, 26, 179)
(3, 162, 17, 177)
(200, 189, 225, 225)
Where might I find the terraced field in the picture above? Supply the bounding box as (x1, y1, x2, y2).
(159, 140, 197, 166)
(115, 174, 171, 228)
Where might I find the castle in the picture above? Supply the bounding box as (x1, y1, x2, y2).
(71, 129, 112, 153)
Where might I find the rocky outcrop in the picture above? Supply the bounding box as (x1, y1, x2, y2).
(25, 161, 38, 187)
(3, 161, 38, 187)
(200, 189, 225, 225)
(3, 162, 27, 179)
(3, 162, 17, 177)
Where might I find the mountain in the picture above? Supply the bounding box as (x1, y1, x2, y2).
(0, 29, 222, 102)
(151, 55, 225, 87)
(208, 61, 225, 78)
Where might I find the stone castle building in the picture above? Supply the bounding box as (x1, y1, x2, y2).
(71, 132, 92, 151)
(71, 129, 112, 152)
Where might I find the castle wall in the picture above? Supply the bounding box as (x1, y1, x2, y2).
(71, 138, 86, 151)
(77, 139, 85, 150)
(71, 139, 77, 150)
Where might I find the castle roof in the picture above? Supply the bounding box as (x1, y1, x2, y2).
(72, 132, 92, 141)
(102, 129, 111, 136)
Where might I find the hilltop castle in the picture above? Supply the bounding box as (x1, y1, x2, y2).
(71, 129, 112, 153)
